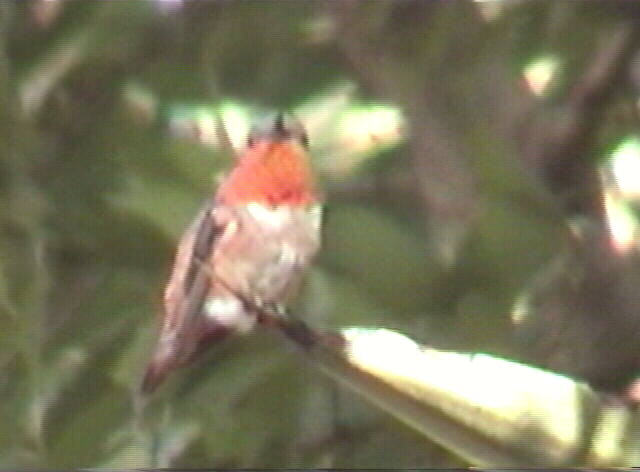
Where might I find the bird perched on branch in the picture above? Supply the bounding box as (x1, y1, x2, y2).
(141, 113, 323, 394)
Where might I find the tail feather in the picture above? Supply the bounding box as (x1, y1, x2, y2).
(140, 356, 175, 395)
(140, 362, 169, 395)
(140, 322, 233, 394)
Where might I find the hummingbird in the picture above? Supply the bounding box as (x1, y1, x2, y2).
(141, 113, 323, 394)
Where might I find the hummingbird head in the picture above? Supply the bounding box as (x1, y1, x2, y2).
(217, 113, 318, 206)
(247, 112, 309, 150)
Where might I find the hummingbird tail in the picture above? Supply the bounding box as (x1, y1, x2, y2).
(140, 322, 234, 395)
(140, 356, 174, 395)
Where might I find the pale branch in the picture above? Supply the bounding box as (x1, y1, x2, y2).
(259, 305, 636, 467)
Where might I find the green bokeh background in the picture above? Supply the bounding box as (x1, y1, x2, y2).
(1, 1, 639, 467)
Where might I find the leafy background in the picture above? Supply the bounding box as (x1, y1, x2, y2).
(2, 0, 640, 467)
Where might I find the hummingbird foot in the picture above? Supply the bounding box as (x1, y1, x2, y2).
(251, 299, 288, 325)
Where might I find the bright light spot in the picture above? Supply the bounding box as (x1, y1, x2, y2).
(523, 55, 559, 96)
(604, 191, 637, 253)
(192, 107, 217, 148)
(218, 101, 251, 152)
(328, 105, 405, 175)
(510, 292, 530, 325)
(610, 135, 640, 198)
(340, 106, 404, 153)
(295, 82, 356, 141)
(588, 406, 629, 464)
(341, 327, 584, 453)
(343, 327, 422, 372)
(164, 101, 250, 152)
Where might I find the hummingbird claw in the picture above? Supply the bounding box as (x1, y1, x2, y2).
(251, 299, 288, 325)
(265, 302, 288, 318)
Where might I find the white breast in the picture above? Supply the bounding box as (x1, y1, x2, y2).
(245, 202, 322, 231)
(245, 203, 295, 228)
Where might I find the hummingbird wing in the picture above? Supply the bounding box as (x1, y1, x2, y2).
(141, 200, 227, 394)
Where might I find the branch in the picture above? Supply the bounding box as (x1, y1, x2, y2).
(261, 307, 637, 467)
(523, 20, 640, 217)
(327, 2, 478, 262)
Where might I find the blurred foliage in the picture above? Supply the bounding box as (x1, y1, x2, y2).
(1, 0, 640, 467)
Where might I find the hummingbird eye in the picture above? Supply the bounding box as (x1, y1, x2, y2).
(274, 113, 309, 148)
(246, 113, 309, 148)
(246, 127, 260, 148)
(274, 112, 286, 135)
